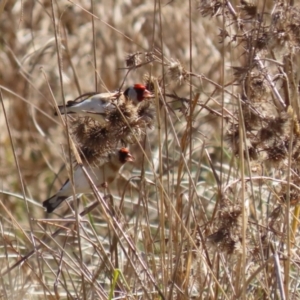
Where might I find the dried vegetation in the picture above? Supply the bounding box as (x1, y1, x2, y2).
(1, 0, 300, 299)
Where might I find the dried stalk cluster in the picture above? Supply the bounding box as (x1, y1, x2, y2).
(198, 1, 300, 255)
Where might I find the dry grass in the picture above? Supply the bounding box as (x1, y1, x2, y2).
(1, 0, 300, 299)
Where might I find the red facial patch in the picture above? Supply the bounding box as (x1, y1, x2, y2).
(134, 83, 146, 90)
(119, 148, 133, 163)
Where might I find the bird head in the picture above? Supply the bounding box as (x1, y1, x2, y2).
(124, 84, 153, 103)
(118, 148, 135, 164)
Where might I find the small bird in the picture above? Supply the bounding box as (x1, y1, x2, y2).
(43, 148, 134, 213)
(55, 84, 153, 123)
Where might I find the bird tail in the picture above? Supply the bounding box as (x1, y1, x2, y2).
(43, 194, 69, 213)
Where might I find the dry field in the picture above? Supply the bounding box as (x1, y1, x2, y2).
(1, 0, 300, 299)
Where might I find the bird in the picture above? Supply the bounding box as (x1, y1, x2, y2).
(55, 84, 153, 123)
(43, 148, 134, 213)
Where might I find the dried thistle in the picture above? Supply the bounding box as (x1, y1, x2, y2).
(145, 51, 155, 62)
(207, 202, 244, 255)
(279, 189, 300, 207)
(109, 102, 155, 144)
(167, 59, 188, 84)
(106, 101, 139, 127)
(248, 76, 268, 101)
(240, 0, 257, 18)
(198, 0, 222, 18)
(79, 124, 112, 150)
(143, 73, 160, 93)
(111, 120, 145, 145)
(70, 117, 91, 143)
(72, 120, 117, 165)
(256, 32, 272, 50)
(80, 144, 115, 167)
(265, 142, 287, 167)
(125, 52, 142, 68)
(259, 113, 289, 143)
(69, 99, 155, 165)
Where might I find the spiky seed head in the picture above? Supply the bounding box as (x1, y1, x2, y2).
(125, 52, 141, 68)
(168, 59, 188, 84)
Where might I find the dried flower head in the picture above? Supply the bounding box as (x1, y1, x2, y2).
(256, 32, 272, 50)
(241, 0, 257, 18)
(198, 0, 222, 17)
(145, 51, 155, 63)
(265, 142, 287, 167)
(80, 144, 114, 167)
(279, 188, 300, 207)
(143, 73, 158, 93)
(207, 202, 244, 255)
(71, 119, 116, 165)
(167, 59, 188, 84)
(80, 124, 112, 150)
(248, 76, 268, 101)
(70, 117, 92, 143)
(69, 99, 155, 165)
(107, 101, 139, 126)
(125, 52, 142, 68)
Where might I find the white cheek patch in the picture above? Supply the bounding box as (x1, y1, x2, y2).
(127, 88, 137, 101)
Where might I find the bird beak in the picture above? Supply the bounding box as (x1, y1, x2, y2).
(143, 89, 153, 99)
(126, 153, 135, 162)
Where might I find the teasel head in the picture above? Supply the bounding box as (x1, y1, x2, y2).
(72, 119, 110, 149)
(241, 0, 257, 18)
(207, 201, 244, 255)
(120, 100, 156, 143)
(70, 117, 94, 144)
(70, 99, 155, 164)
(70, 118, 117, 165)
(143, 73, 163, 94)
(106, 101, 139, 127)
(79, 143, 116, 167)
(167, 58, 188, 84)
(264, 140, 288, 169)
(125, 52, 142, 68)
(279, 187, 300, 207)
(104, 98, 155, 144)
(258, 117, 287, 146)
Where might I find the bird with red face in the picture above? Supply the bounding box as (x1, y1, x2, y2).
(56, 84, 152, 123)
(43, 148, 134, 213)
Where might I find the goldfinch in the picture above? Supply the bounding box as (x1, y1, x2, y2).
(56, 84, 152, 123)
(43, 148, 134, 213)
